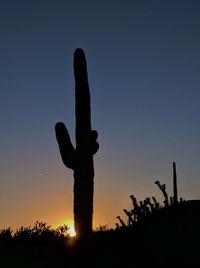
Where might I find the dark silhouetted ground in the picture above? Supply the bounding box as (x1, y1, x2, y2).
(1, 200, 199, 268)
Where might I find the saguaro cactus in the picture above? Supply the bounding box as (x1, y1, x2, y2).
(173, 162, 178, 204)
(55, 49, 99, 238)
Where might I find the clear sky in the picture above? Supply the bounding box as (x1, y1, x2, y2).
(0, 0, 200, 230)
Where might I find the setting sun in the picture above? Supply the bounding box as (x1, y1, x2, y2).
(56, 219, 76, 237)
(68, 224, 76, 237)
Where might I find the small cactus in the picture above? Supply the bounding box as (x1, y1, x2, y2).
(173, 162, 178, 204)
(55, 49, 99, 238)
(155, 180, 169, 206)
(123, 209, 134, 226)
(116, 216, 126, 228)
(152, 196, 160, 210)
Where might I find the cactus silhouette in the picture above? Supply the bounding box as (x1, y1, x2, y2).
(116, 216, 126, 227)
(152, 196, 160, 210)
(173, 162, 178, 204)
(155, 180, 169, 206)
(55, 48, 99, 238)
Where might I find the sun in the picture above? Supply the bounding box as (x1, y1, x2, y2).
(68, 224, 76, 237)
(56, 219, 76, 237)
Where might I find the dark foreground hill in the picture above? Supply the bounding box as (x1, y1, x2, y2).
(0, 200, 200, 268)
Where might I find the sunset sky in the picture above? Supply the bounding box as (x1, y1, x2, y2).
(0, 0, 200, 230)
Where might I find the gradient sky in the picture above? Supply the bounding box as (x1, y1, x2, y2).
(0, 0, 200, 230)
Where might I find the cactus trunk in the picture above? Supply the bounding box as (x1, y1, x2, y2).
(74, 158, 94, 237)
(74, 48, 94, 237)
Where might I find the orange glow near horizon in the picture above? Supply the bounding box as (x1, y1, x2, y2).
(56, 218, 76, 237)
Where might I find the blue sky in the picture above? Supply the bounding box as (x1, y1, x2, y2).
(0, 0, 200, 229)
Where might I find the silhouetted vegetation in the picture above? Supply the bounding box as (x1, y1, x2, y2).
(1, 163, 200, 267)
(0, 221, 69, 240)
(55, 49, 99, 238)
(116, 162, 185, 228)
(0, 221, 71, 267)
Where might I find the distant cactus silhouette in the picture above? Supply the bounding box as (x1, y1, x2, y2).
(155, 180, 169, 206)
(116, 163, 186, 228)
(145, 197, 154, 211)
(55, 49, 99, 238)
(152, 196, 160, 210)
(173, 162, 178, 204)
(123, 209, 134, 226)
(116, 216, 126, 228)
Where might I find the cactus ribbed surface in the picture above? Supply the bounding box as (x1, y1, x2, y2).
(55, 49, 99, 238)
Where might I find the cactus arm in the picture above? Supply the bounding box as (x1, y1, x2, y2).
(155, 180, 169, 206)
(55, 122, 75, 169)
(116, 216, 126, 228)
